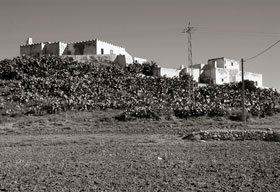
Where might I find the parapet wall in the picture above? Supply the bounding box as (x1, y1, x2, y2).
(96, 39, 126, 55)
(20, 43, 43, 57)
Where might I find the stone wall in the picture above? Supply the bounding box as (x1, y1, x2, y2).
(66, 40, 97, 55)
(62, 54, 127, 68)
(20, 43, 43, 57)
(43, 42, 60, 56)
(184, 130, 280, 142)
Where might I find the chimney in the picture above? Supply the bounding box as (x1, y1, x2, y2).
(26, 37, 33, 45)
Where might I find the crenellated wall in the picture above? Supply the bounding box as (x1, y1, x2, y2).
(21, 42, 68, 57)
(20, 43, 44, 57)
(43, 42, 60, 56)
(19, 38, 146, 66)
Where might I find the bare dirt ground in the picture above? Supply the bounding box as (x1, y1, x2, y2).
(1, 110, 280, 191)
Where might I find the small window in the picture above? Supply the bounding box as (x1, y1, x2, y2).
(231, 62, 233, 66)
(101, 48, 104, 54)
(221, 78, 224, 82)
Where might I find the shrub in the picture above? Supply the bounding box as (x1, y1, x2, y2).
(264, 131, 280, 142)
(237, 80, 257, 92)
(228, 109, 250, 121)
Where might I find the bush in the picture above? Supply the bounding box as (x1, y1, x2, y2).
(237, 80, 257, 92)
(264, 131, 280, 142)
(125, 61, 158, 76)
(228, 109, 250, 121)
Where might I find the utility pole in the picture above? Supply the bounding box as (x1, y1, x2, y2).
(183, 21, 195, 98)
(241, 58, 246, 125)
(241, 39, 280, 125)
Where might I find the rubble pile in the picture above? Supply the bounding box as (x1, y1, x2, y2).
(183, 130, 280, 142)
(0, 56, 279, 119)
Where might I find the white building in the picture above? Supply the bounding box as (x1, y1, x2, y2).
(197, 57, 262, 87)
(152, 65, 200, 82)
(153, 58, 263, 87)
(20, 38, 147, 67)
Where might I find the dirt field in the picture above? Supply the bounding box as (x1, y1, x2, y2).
(1, 110, 280, 191)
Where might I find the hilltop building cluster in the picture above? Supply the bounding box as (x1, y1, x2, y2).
(153, 57, 263, 87)
(20, 38, 263, 87)
(20, 37, 147, 68)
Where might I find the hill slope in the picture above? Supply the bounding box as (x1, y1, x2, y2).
(0, 56, 279, 120)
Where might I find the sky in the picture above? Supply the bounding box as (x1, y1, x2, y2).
(0, 0, 280, 90)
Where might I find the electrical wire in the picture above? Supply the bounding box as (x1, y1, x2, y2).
(244, 39, 280, 62)
(183, 25, 280, 62)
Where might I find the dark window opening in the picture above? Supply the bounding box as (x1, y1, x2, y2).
(101, 48, 104, 54)
(231, 62, 233, 66)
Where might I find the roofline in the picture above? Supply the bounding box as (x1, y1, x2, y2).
(208, 57, 225, 61)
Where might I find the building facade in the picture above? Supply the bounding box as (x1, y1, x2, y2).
(152, 65, 200, 82)
(198, 57, 263, 87)
(153, 58, 263, 87)
(20, 38, 147, 66)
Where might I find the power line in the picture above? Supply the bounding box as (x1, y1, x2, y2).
(192, 26, 280, 37)
(244, 39, 280, 62)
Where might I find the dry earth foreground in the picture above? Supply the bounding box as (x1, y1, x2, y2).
(0, 110, 280, 191)
(0, 56, 280, 191)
